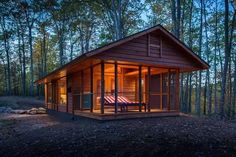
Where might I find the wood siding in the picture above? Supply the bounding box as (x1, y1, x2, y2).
(95, 33, 199, 69)
(123, 76, 138, 101)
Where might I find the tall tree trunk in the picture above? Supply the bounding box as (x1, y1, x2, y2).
(70, 30, 73, 61)
(203, 0, 211, 115)
(171, 0, 177, 35)
(195, 0, 203, 116)
(229, 5, 236, 118)
(171, 0, 182, 112)
(16, 25, 23, 95)
(188, 0, 193, 113)
(209, 85, 213, 114)
(214, 0, 218, 114)
(203, 79, 207, 115)
(1, 17, 11, 95)
(176, 0, 181, 38)
(59, 33, 64, 66)
(220, 0, 230, 118)
(233, 58, 236, 118)
(29, 27, 34, 96)
(180, 74, 184, 111)
(21, 31, 26, 96)
(188, 73, 192, 112)
(184, 74, 189, 112)
(43, 28, 47, 76)
(0, 56, 8, 95)
(111, 0, 123, 40)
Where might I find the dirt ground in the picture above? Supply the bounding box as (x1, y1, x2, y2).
(0, 96, 236, 157)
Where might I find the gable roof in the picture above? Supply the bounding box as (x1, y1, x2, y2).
(36, 24, 209, 84)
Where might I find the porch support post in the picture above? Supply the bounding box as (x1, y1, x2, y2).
(90, 66, 93, 113)
(72, 78, 75, 119)
(72, 91, 75, 119)
(139, 65, 142, 112)
(66, 77, 68, 113)
(168, 69, 171, 111)
(101, 61, 105, 114)
(114, 62, 118, 113)
(80, 70, 84, 111)
(56, 82, 58, 111)
(160, 74, 163, 110)
(45, 83, 48, 109)
(51, 82, 54, 110)
(175, 69, 180, 111)
(148, 66, 151, 112)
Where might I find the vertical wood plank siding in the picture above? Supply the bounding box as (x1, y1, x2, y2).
(96, 33, 199, 69)
(147, 34, 150, 56)
(160, 35, 162, 57)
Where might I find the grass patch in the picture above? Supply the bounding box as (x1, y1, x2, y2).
(0, 119, 16, 127)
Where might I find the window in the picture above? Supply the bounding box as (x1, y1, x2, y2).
(47, 83, 52, 103)
(57, 77, 67, 106)
(93, 64, 101, 112)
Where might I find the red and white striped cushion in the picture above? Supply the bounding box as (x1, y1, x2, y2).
(104, 95, 140, 104)
(118, 96, 129, 103)
(104, 96, 114, 103)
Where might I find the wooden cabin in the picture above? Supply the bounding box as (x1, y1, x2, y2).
(36, 25, 209, 120)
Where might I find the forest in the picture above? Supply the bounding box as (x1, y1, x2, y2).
(0, 0, 235, 119)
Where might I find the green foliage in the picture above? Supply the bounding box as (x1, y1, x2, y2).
(0, 0, 235, 118)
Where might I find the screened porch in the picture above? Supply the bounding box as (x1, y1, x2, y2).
(45, 61, 180, 115)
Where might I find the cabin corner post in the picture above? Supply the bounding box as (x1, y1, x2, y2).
(45, 83, 48, 109)
(114, 62, 118, 113)
(101, 61, 105, 114)
(139, 65, 142, 112)
(90, 66, 93, 113)
(176, 69, 180, 111)
(160, 74, 163, 110)
(56, 82, 58, 111)
(167, 69, 171, 111)
(72, 90, 75, 118)
(80, 70, 84, 111)
(66, 77, 68, 113)
(148, 66, 151, 112)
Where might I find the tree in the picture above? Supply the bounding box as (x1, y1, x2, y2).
(0, 2, 13, 95)
(220, 0, 230, 118)
(96, 0, 144, 41)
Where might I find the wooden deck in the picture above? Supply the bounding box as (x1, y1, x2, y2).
(74, 110, 180, 120)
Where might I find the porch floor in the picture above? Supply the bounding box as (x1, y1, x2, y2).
(74, 110, 180, 120)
